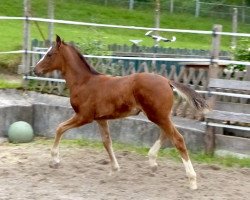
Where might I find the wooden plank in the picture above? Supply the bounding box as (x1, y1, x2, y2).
(214, 101, 250, 114)
(215, 134, 250, 155)
(209, 78, 250, 91)
(206, 110, 250, 124)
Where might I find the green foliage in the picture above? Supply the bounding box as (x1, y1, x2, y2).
(228, 39, 250, 71)
(77, 34, 109, 56)
(141, 0, 152, 1)
(234, 39, 250, 61)
(77, 36, 122, 75)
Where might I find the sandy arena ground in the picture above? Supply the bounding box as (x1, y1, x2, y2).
(0, 141, 249, 200)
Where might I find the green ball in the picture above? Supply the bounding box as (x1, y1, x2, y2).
(8, 121, 34, 143)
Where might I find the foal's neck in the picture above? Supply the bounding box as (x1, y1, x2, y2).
(62, 47, 97, 87)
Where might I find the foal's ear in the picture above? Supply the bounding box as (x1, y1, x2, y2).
(56, 34, 62, 48)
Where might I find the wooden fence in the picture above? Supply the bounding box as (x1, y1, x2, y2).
(108, 44, 230, 59)
(28, 36, 249, 123)
(28, 53, 248, 121)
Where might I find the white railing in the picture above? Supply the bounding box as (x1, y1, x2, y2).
(0, 16, 249, 85)
(1, 16, 250, 37)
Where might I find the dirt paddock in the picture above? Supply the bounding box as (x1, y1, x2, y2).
(0, 141, 249, 200)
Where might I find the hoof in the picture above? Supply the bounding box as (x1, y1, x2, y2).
(111, 166, 120, 172)
(150, 163, 158, 172)
(49, 161, 60, 169)
(113, 166, 120, 172)
(189, 179, 198, 190)
(112, 162, 120, 171)
(109, 166, 120, 176)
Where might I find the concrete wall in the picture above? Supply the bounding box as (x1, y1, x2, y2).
(0, 89, 249, 155)
(0, 90, 33, 137)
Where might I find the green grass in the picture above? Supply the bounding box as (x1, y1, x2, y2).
(18, 137, 250, 168)
(0, 0, 249, 83)
(0, 0, 249, 54)
(0, 76, 22, 89)
(0, 81, 21, 89)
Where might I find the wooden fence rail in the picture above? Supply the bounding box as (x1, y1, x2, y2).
(108, 44, 230, 58)
(28, 50, 249, 122)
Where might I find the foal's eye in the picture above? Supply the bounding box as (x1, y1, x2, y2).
(47, 53, 52, 57)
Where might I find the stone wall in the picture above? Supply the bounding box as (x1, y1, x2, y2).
(0, 89, 249, 156)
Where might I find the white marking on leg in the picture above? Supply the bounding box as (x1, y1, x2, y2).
(181, 158, 197, 190)
(110, 146, 120, 172)
(148, 139, 161, 170)
(37, 46, 52, 64)
(51, 147, 60, 166)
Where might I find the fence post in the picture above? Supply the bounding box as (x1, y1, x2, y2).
(48, 0, 54, 45)
(209, 24, 222, 79)
(170, 0, 174, 13)
(195, 0, 200, 17)
(154, 0, 160, 46)
(129, 0, 134, 10)
(231, 8, 238, 48)
(246, 65, 250, 81)
(205, 24, 222, 155)
(21, 0, 31, 75)
(242, 0, 246, 23)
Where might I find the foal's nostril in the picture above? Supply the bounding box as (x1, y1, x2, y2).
(33, 68, 40, 76)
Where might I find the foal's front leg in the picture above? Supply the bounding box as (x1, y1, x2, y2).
(50, 114, 84, 168)
(97, 120, 120, 173)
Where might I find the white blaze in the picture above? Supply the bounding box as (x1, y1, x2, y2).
(37, 46, 52, 64)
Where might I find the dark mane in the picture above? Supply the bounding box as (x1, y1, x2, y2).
(68, 43, 102, 75)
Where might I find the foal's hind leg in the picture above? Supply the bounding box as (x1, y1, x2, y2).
(171, 126, 197, 189)
(148, 129, 167, 172)
(161, 120, 197, 190)
(97, 120, 120, 173)
(50, 114, 85, 168)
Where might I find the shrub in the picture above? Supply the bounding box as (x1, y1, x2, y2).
(228, 38, 250, 71)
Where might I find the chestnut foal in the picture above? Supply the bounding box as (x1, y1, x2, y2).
(34, 35, 208, 190)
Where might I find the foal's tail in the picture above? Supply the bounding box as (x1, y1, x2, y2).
(169, 80, 210, 113)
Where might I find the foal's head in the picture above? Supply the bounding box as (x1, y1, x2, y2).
(34, 35, 64, 75)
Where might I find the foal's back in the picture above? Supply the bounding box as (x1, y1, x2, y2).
(85, 72, 174, 123)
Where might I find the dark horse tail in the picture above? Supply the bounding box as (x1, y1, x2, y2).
(169, 80, 210, 113)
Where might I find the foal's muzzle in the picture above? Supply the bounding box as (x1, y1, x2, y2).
(33, 67, 42, 76)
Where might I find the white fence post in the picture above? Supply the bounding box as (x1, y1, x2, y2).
(242, 0, 246, 23)
(155, 0, 160, 44)
(195, 0, 200, 17)
(129, 0, 134, 10)
(48, 0, 54, 45)
(232, 8, 238, 48)
(21, 0, 31, 74)
(170, 0, 174, 13)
